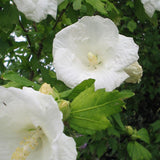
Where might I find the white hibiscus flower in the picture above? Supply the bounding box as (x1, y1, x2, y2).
(141, 0, 160, 17)
(52, 16, 139, 91)
(0, 87, 77, 160)
(13, 0, 64, 22)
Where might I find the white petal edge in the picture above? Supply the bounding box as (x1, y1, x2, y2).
(93, 69, 129, 91)
(14, 0, 64, 22)
(51, 133, 77, 160)
(53, 15, 119, 55)
(111, 34, 139, 71)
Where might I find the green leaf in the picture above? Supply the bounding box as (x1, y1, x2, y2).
(59, 89, 72, 99)
(107, 127, 120, 137)
(112, 113, 125, 130)
(0, 5, 19, 33)
(150, 120, 160, 132)
(155, 134, 160, 143)
(134, 0, 147, 22)
(96, 141, 107, 158)
(2, 71, 40, 90)
(137, 128, 150, 144)
(59, 0, 69, 12)
(75, 135, 90, 147)
(3, 81, 22, 88)
(69, 85, 130, 135)
(67, 79, 95, 101)
(85, 0, 106, 14)
(127, 20, 137, 32)
(127, 141, 152, 160)
(40, 67, 69, 92)
(126, 1, 134, 8)
(108, 137, 118, 155)
(106, 1, 119, 14)
(0, 38, 9, 55)
(73, 0, 82, 10)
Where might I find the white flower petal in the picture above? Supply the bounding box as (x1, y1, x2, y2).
(0, 87, 63, 140)
(0, 87, 77, 160)
(141, 0, 160, 17)
(14, 0, 64, 22)
(51, 134, 77, 160)
(151, 0, 160, 10)
(54, 48, 89, 88)
(21, 87, 64, 141)
(0, 132, 27, 159)
(28, 136, 52, 160)
(53, 16, 119, 56)
(144, 2, 155, 17)
(111, 35, 139, 70)
(93, 69, 129, 91)
(57, 0, 64, 5)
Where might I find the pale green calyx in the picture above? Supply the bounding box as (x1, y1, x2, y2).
(58, 100, 71, 121)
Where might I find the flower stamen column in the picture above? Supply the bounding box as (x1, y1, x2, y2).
(11, 127, 44, 160)
(87, 52, 99, 66)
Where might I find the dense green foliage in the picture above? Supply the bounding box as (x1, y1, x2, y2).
(0, 0, 160, 159)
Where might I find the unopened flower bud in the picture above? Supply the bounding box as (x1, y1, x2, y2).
(39, 83, 53, 95)
(58, 100, 71, 121)
(126, 125, 134, 136)
(125, 61, 143, 83)
(39, 83, 59, 100)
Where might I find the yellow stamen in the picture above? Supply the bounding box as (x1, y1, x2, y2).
(87, 52, 99, 66)
(11, 127, 44, 160)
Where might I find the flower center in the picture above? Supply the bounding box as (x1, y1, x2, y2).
(11, 127, 44, 160)
(87, 52, 99, 66)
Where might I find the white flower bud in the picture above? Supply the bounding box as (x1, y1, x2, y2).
(125, 61, 143, 83)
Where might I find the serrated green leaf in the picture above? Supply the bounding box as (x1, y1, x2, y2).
(69, 85, 129, 135)
(85, 0, 106, 14)
(73, 0, 82, 10)
(2, 71, 40, 90)
(127, 141, 152, 160)
(137, 128, 150, 144)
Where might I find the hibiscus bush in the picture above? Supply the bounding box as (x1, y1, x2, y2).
(0, 0, 160, 160)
